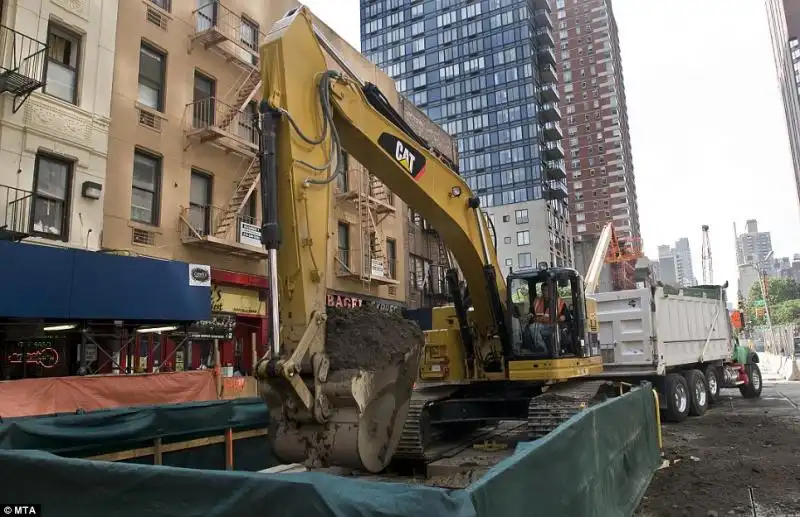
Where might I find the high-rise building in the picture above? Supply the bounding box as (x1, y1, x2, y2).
(766, 0, 800, 211)
(658, 239, 697, 287)
(735, 219, 773, 266)
(552, 0, 640, 261)
(361, 0, 572, 268)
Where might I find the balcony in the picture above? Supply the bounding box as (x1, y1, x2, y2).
(540, 63, 558, 84)
(539, 83, 560, 103)
(543, 159, 567, 181)
(190, 1, 263, 69)
(535, 27, 554, 48)
(529, 0, 551, 11)
(0, 25, 47, 113)
(533, 9, 552, 29)
(543, 141, 565, 161)
(539, 101, 561, 122)
(179, 205, 267, 258)
(0, 184, 33, 241)
(335, 249, 399, 285)
(184, 97, 259, 156)
(538, 46, 556, 66)
(542, 121, 563, 141)
(545, 179, 568, 201)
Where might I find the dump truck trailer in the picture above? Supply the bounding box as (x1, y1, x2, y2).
(592, 283, 762, 421)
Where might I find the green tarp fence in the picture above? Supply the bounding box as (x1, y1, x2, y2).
(0, 387, 659, 517)
(468, 384, 661, 517)
(0, 397, 277, 470)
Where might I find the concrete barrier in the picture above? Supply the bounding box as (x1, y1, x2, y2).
(760, 351, 800, 381)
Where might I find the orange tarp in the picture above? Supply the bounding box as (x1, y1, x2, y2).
(0, 371, 218, 419)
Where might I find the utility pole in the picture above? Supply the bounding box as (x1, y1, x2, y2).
(701, 225, 713, 285)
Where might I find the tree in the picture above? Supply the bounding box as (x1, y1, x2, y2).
(746, 277, 800, 325)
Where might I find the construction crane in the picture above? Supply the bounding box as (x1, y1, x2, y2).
(701, 225, 713, 285)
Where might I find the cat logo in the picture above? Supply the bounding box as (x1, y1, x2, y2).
(378, 133, 426, 179)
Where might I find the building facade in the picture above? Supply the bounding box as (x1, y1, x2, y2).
(553, 0, 640, 265)
(657, 238, 697, 288)
(735, 219, 773, 267)
(766, 0, 800, 212)
(361, 0, 572, 269)
(0, 0, 117, 249)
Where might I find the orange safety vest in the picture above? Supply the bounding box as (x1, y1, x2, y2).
(534, 298, 566, 318)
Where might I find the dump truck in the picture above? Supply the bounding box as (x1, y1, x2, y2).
(593, 283, 762, 421)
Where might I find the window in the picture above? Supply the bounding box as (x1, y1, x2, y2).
(150, 0, 171, 11)
(193, 71, 215, 126)
(504, 236, 511, 244)
(505, 258, 513, 266)
(238, 101, 257, 144)
(131, 150, 161, 225)
(189, 171, 212, 235)
(336, 152, 349, 192)
(515, 209, 528, 224)
(337, 222, 350, 270)
(386, 238, 397, 279)
(244, 192, 258, 223)
(138, 44, 166, 111)
(196, 0, 217, 31)
(31, 154, 72, 239)
(502, 215, 510, 222)
(240, 17, 259, 66)
(518, 252, 532, 268)
(517, 231, 530, 246)
(45, 24, 81, 104)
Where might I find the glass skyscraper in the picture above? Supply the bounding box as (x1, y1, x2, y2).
(361, 0, 571, 268)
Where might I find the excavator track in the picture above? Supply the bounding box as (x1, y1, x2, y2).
(393, 393, 442, 462)
(527, 380, 610, 439)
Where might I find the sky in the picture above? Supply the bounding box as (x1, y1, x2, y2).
(300, 0, 800, 297)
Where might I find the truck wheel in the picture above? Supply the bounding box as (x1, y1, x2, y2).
(703, 366, 721, 404)
(682, 369, 708, 416)
(663, 373, 690, 422)
(739, 363, 763, 399)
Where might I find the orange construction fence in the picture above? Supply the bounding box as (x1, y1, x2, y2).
(0, 371, 264, 419)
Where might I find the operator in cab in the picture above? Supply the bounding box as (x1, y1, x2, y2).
(525, 285, 566, 354)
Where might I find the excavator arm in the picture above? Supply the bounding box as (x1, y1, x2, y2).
(255, 7, 507, 473)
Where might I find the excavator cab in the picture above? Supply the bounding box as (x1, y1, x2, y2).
(507, 267, 590, 360)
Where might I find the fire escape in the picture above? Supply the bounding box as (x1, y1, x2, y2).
(179, 1, 265, 257)
(335, 165, 398, 290)
(0, 25, 47, 241)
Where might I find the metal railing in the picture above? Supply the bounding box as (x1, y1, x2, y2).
(179, 205, 261, 245)
(0, 184, 33, 238)
(192, 1, 263, 57)
(0, 25, 47, 104)
(185, 97, 258, 145)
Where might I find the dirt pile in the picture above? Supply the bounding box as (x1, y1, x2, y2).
(325, 306, 423, 371)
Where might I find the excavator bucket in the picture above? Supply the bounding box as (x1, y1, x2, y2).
(259, 342, 421, 473)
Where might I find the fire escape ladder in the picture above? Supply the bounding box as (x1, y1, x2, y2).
(217, 67, 262, 132)
(213, 157, 259, 238)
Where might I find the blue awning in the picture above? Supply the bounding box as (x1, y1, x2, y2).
(0, 241, 211, 321)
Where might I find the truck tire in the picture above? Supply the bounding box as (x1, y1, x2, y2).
(682, 369, 708, 416)
(703, 365, 721, 404)
(739, 363, 763, 399)
(662, 373, 690, 422)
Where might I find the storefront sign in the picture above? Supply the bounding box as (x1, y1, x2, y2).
(326, 293, 402, 314)
(183, 314, 237, 340)
(210, 283, 266, 316)
(239, 221, 262, 248)
(8, 347, 59, 368)
(189, 264, 211, 287)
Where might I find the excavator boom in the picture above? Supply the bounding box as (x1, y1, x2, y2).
(255, 7, 507, 473)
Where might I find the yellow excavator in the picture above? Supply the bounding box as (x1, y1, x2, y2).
(255, 7, 611, 474)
